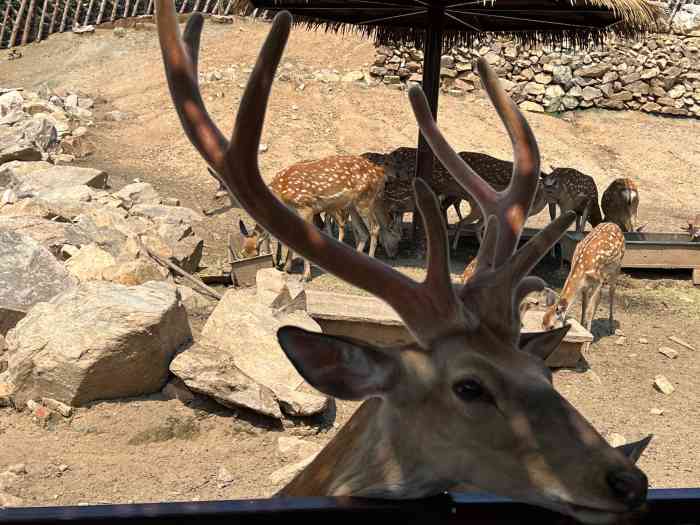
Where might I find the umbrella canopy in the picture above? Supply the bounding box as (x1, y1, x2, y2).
(245, 0, 662, 49)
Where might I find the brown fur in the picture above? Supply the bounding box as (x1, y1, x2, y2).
(542, 168, 603, 232)
(601, 178, 639, 232)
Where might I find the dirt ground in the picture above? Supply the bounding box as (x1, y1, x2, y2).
(0, 16, 698, 508)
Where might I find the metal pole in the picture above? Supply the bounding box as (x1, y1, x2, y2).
(412, 6, 444, 250)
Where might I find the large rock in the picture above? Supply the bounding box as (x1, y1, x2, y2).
(0, 216, 93, 256)
(129, 204, 203, 225)
(113, 182, 161, 208)
(34, 185, 106, 220)
(169, 342, 282, 419)
(0, 91, 24, 115)
(9, 165, 108, 193)
(0, 141, 42, 164)
(172, 288, 328, 418)
(574, 63, 611, 79)
(15, 117, 58, 152)
(0, 231, 76, 335)
(65, 243, 117, 281)
(142, 223, 204, 273)
(0, 161, 52, 187)
(5, 281, 191, 407)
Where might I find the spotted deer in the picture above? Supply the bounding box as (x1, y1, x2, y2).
(542, 222, 625, 336)
(601, 178, 640, 233)
(156, 5, 651, 521)
(541, 167, 603, 232)
(246, 155, 401, 281)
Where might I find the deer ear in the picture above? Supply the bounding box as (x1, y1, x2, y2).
(239, 219, 250, 238)
(277, 326, 401, 400)
(519, 324, 571, 361)
(616, 435, 653, 464)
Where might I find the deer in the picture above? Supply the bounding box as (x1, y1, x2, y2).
(541, 167, 603, 233)
(155, 4, 652, 521)
(542, 222, 626, 337)
(682, 213, 700, 240)
(601, 178, 641, 233)
(237, 154, 402, 281)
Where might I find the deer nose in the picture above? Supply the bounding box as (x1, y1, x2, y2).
(606, 469, 648, 509)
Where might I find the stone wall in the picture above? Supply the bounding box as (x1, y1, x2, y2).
(369, 31, 700, 119)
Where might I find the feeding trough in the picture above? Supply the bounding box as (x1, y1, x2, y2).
(227, 232, 277, 287)
(560, 231, 700, 286)
(306, 290, 592, 368)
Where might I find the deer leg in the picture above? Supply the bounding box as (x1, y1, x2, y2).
(584, 283, 603, 335)
(549, 203, 558, 259)
(299, 208, 315, 281)
(366, 211, 381, 259)
(349, 206, 370, 254)
(608, 270, 620, 334)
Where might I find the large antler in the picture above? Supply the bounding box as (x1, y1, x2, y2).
(154, 0, 472, 348)
(408, 67, 576, 338)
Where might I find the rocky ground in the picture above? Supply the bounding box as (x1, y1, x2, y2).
(0, 15, 698, 509)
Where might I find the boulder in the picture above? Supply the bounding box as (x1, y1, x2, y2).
(0, 231, 76, 335)
(169, 341, 282, 419)
(9, 165, 108, 193)
(129, 204, 203, 225)
(0, 216, 94, 256)
(113, 182, 161, 208)
(0, 160, 52, 187)
(142, 222, 204, 273)
(60, 135, 96, 159)
(172, 288, 328, 418)
(0, 141, 42, 164)
(5, 281, 191, 407)
(0, 199, 53, 219)
(65, 243, 117, 281)
(0, 91, 24, 115)
(101, 258, 169, 286)
(15, 117, 58, 152)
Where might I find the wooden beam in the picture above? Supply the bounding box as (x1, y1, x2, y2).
(146, 0, 154, 15)
(20, 0, 37, 45)
(122, 0, 130, 18)
(10, 0, 29, 47)
(0, 3, 12, 49)
(179, 0, 188, 14)
(48, 0, 61, 36)
(59, 0, 71, 31)
(203, 0, 212, 13)
(83, 0, 95, 26)
(110, 0, 118, 22)
(192, 0, 202, 12)
(37, 0, 50, 41)
(72, 0, 82, 29)
(223, 0, 233, 15)
(95, 0, 107, 25)
(131, 0, 141, 16)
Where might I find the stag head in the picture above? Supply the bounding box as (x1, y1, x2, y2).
(154, 3, 651, 522)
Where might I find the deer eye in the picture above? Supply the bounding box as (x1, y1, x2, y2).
(453, 379, 492, 403)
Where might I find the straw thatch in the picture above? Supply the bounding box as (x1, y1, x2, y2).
(242, 0, 664, 50)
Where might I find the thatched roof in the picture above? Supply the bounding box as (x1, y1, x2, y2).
(243, 0, 663, 49)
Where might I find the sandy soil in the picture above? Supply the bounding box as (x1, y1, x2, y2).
(0, 16, 698, 508)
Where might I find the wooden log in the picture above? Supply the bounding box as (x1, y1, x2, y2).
(37, 0, 50, 41)
(203, 0, 212, 13)
(0, 3, 12, 49)
(110, 0, 118, 22)
(146, 0, 153, 15)
(122, 0, 130, 18)
(21, 0, 37, 46)
(179, 0, 188, 14)
(72, 0, 82, 29)
(223, 0, 233, 15)
(48, 0, 61, 36)
(10, 0, 29, 47)
(59, 0, 71, 31)
(192, 0, 201, 12)
(95, 0, 107, 25)
(83, 0, 95, 26)
(131, 0, 140, 17)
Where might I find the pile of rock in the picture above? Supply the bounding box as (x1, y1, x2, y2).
(0, 86, 99, 165)
(369, 31, 700, 118)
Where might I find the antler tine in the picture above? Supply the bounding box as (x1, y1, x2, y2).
(474, 215, 499, 276)
(155, 2, 229, 176)
(150, 5, 467, 347)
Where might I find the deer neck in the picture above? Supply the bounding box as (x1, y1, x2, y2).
(277, 398, 450, 499)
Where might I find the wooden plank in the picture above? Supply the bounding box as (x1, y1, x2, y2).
(83, 0, 95, 25)
(693, 268, 700, 286)
(36, 0, 50, 41)
(59, 0, 71, 31)
(72, 0, 82, 29)
(95, 0, 107, 25)
(20, 0, 37, 45)
(0, 3, 12, 49)
(47, 0, 61, 36)
(10, 0, 29, 47)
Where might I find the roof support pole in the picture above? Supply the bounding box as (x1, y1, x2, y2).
(413, 3, 444, 251)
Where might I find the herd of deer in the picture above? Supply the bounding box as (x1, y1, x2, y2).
(155, 1, 654, 521)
